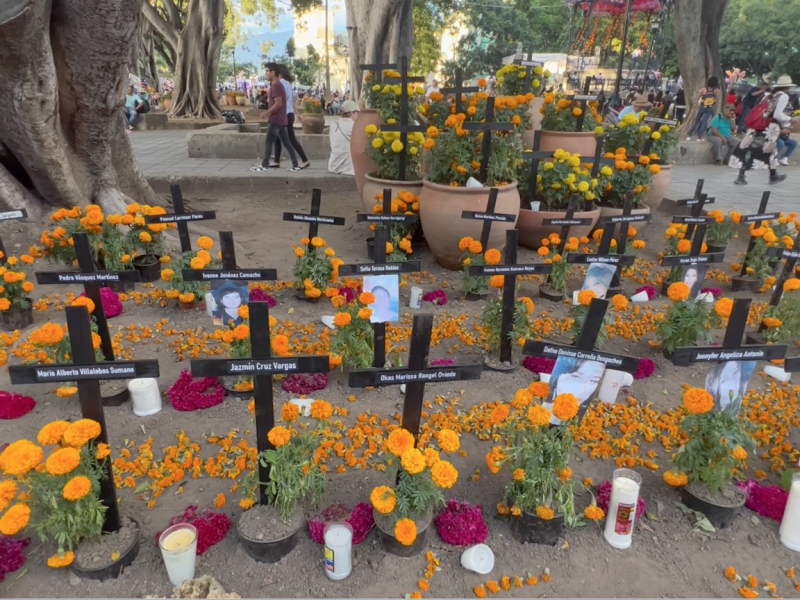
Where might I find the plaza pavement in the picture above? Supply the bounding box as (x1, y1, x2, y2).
(131, 131, 800, 213)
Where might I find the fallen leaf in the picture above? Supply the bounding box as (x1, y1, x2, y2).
(640, 521, 655, 534)
(560, 541, 569, 550)
(646, 512, 660, 522)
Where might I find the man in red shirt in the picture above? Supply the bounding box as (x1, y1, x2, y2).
(251, 62, 300, 172)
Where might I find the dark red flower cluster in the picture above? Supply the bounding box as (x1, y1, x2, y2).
(0, 538, 29, 582)
(635, 285, 658, 300)
(0, 392, 35, 420)
(249, 288, 277, 307)
(522, 356, 556, 375)
(737, 480, 788, 522)
(596, 480, 645, 521)
(155, 505, 230, 555)
(430, 358, 455, 366)
(700, 287, 722, 298)
(337, 286, 361, 304)
(422, 290, 448, 306)
(168, 370, 225, 411)
(282, 373, 328, 394)
(633, 358, 655, 380)
(435, 499, 488, 546)
(307, 503, 374, 545)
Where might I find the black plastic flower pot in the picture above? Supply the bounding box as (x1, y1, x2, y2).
(132, 254, 162, 283)
(375, 520, 428, 558)
(102, 386, 130, 407)
(0, 298, 33, 331)
(71, 517, 141, 581)
(731, 277, 762, 294)
(510, 511, 564, 546)
(465, 292, 487, 301)
(660, 280, 670, 296)
(222, 381, 252, 400)
(294, 293, 320, 304)
(236, 518, 301, 563)
(680, 484, 745, 530)
(366, 237, 375, 261)
(539, 287, 565, 302)
(705, 244, 727, 254)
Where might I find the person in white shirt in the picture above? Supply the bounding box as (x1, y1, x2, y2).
(425, 80, 440, 100)
(328, 100, 359, 175)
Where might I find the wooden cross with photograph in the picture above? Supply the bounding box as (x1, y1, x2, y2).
(360, 47, 397, 85)
(0, 208, 28, 265)
(463, 96, 515, 183)
(522, 298, 641, 425)
(349, 314, 482, 439)
(9, 306, 160, 532)
(667, 179, 715, 242)
(660, 222, 725, 299)
(522, 130, 556, 208)
(460, 188, 517, 252)
(565, 76, 599, 132)
(439, 67, 479, 114)
(512, 50, 544, 94)
(35, 233, 142, 405)
(144, 184, 217, 254)
(190, 301, 328, 504)
(181, 231, 277, 284)
(382, 56, 426, 181)
(342, 190, 420, 368)
(468, 229, 552, 368)
(282, 188, 346, 253)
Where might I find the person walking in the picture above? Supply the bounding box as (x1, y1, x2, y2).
(685, 76, 720, 141)
(730, 75, 796, 185)
(706, 104, 739, 165)
(250, 63, 301, 172)
(737, 81, 768, 134)
(271, 64, 310, 169)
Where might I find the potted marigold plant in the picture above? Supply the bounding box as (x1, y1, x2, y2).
(480, 278, 534, 368)
(0, 419, 142, 576)
(656, 282, 721, 358)
(705, 210, 738, 253)
(292, 236, 338, 302)
(160, 236, 219, 309)
(121, 203, 171, 282)
(494, 64, 550, 149)
(761, 277, 800, 344)
(366, 191, 418, 261)
(663, 387, 753, 529)
(328, 291, 376, 368)
(594, 146, 658, 221)
(515, 150, 600, 250)
(301, 98, 325, 134)
(370, 427, 461, 557)
(421, 93, 526, 270)
(539, 92, 602, 156)
(217, 308, 281, 397)
(536, 233, 581, 300)
(236, 400, 329, 563)
(458, 237, 497, 300)
(732, 220, 792, 293)
(0, 254, 36, 331)
(492, 391, 602, 545)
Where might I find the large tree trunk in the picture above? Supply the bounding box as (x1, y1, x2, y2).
(139, 23, 162, 93)
(0, 0, 157, 217)
(345, 0, 414, 103)
(674, 0, 730, 134)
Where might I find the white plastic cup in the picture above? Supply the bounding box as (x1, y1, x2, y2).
(290, 398, 313, 417)
(465, 177, 484, 188)
(604, 468, 642, 550)
(410, 287, 423, 309)
(530, 201, 541, 212)
(460, 544, 494, 574)
(128, 378, 161, 417)
(204, 292, 215, 317)
(324, 522, 353, 581)
(539, 373, 551, 384)
(764, 364, 791, 383)
(630, 291, 649, 303)
(159, 523, 198, 586)
(572, 290, 580, 305)
(780, 473, 800, 551)
(320, 315, 336, 330)
(621, 372, 634, 387)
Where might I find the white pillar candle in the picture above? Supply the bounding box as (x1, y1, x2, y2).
(764, 365, 791, 383)
(630, 291, 650, 303)
(159, 523, 198, 586)
(128, 378, 162, 417)
(780, 473, 800, 552)
(604, 468, 642, 549)
(409, 287, 423, 309)
(323, 522, 353, 581)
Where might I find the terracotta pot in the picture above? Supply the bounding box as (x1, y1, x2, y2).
(351, 109, 382, 195)
(598, 204, 652, 233)
(162, 99, 171, 111)
(236, 96, 247, 106)
(521, 97, 545, 150)
(517, 206, 600, 250)
(301, 113, 325, 134)
(645, 164, 672, 211)
(539, 130, 597, 158)
(362, 173, 423, 214)
(419, 178, 520, 271)
(224, 96, 235, 106)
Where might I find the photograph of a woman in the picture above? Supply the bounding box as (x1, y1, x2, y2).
(681, 263, 709, 299)
(581, 263, 616, 298)
(704, 360, 756, 414)
(211, 281, 248, 327)
(543, 357, 607, 425)
(364, 275, 399, 323)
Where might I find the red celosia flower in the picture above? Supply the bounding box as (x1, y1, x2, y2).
(167, 370, 225, 411)
(0, 392, 35, 420)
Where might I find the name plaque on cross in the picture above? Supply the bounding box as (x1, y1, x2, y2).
(338, 262, 421, 275)
(743, 212, 780, 223)
(660, 252, 725, 266)
(181, 269, 278, 281)
(523, 340, 640, 372)
(599, 213, 651, 224)
(643, 117, 678, 126)
(283, 213, 346, 226)
(350, 365, 483, 387)
(677, 197, 715, 206)
(357, 214, 416, 223)
(144, 211, 216, 224)
(461, 211, 517, 223)
(469, 264, 551, 276)
(0, 209, 27, 221)
(782, 249, 800, 260)
(192, 356, 329, 377)
(10, 361, 159, 384)
(566, 254, 636, 266)
(670, 216, 715, 225)
(571, 94, 599, 101)
(36, 271, 141, 284)
(672, 346, 785, 364)
(544, 217, 594, 227)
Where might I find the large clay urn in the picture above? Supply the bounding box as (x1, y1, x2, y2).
(539, 130, 597, 159)
(362, 174, 423, 214)
(644, 164, 672, 211)
(350, 109, 381, 195)
(419, 179, 520, 271)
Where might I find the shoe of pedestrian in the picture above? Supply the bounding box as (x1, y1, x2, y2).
(287, 166, 302, 172)
(685, 136, 693, 141)
(779, 158, 790, 166)
(250, 166, 269, 172)
(268, 162, 279, 168)
(769, 173, 788, 184)
(734, 175, 747, 185)
(299, 161, 311, 169)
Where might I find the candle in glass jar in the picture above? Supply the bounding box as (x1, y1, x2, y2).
(780, 473, 800, 552)
(604, 468, 642, 549)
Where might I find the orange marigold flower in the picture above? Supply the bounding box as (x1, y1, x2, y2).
(0, 440, 43, 477)
(0, 503, 29, 536)
(584, 505, 605, 520)
(484, 249, 501, 265)
(387, 428, 415, 457)
(535, 505, 555, 520)
(37, 421, 71, 446)
(45, 447, 81, 476)
(486, 581, 500, 594)
(47, 551, 75, 568)
(62, 475, 92, 501)
(437, 429, 460, 453)
(394, 518, 417, 546)
(724, 566, 737, 582)
(267, 426, 291, 448)
(667, 282, 690, 302)
(62, 419, 101, 448)
(513, 468, 525, 481)
(682, 387, 714, 415)
(577, 289, 596, 306)
(370, 486, 396, 514)
(551, 393, 579, 421)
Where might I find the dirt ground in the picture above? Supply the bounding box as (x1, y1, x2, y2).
(1, 188, 799, 599)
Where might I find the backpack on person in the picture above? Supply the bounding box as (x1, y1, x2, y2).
(139, 98, 150, 114)
(744, 93, 780, 131)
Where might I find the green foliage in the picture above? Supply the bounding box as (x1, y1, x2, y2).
(743, 237, 773, 285)
(411, 0, 444, 74)
(480, 296, 533, 357)
(162, 250, 215, 303)
(672, 408, 755, 493)
(764, 290, 800, 344)
(292, 242, 334, 294)
(530, 152, 597, 211)
(461, 251, 487, 296)
(329, 298, 375, 369)
(705, 211, 737, 247)
(392, 468, 443, 522)
(568, 303, 610, 349)
(656, 298, 721, 355)
(540, 96, 601, 133)
(285, 36, 296, 58)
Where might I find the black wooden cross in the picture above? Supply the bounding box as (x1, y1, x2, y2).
(9, 306, 160, 532)
(740, 191, 778, 275)
(540, 195, 594, 301)
(0, 209, 28, 265)
(282, 188, 346, 253)
(190, 301, 328, 504)
(660, 223, 725, 288)
(342, 189, 420, 368)
(512, 50, 544, 94)
(144, 184, 217, 254)
(360, 46, 397, 86)
(462, 97, 515, 183)
(468, 229, 552, 365)
(522, 131, 557, 208)
(349, 314, 483, 439)
(439, 67, 479, 115)
(589, 134, 617, 179)
(566, 76, 600, 132)
(182, 231, 277, 283)
(381, 57, 426, 181)
(36, 233, 142, 405)
(522, 298, 641, 422)
(460, 188, 517, 252)
(670, 297, 787, 367)
(668, 179, 715, 242)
